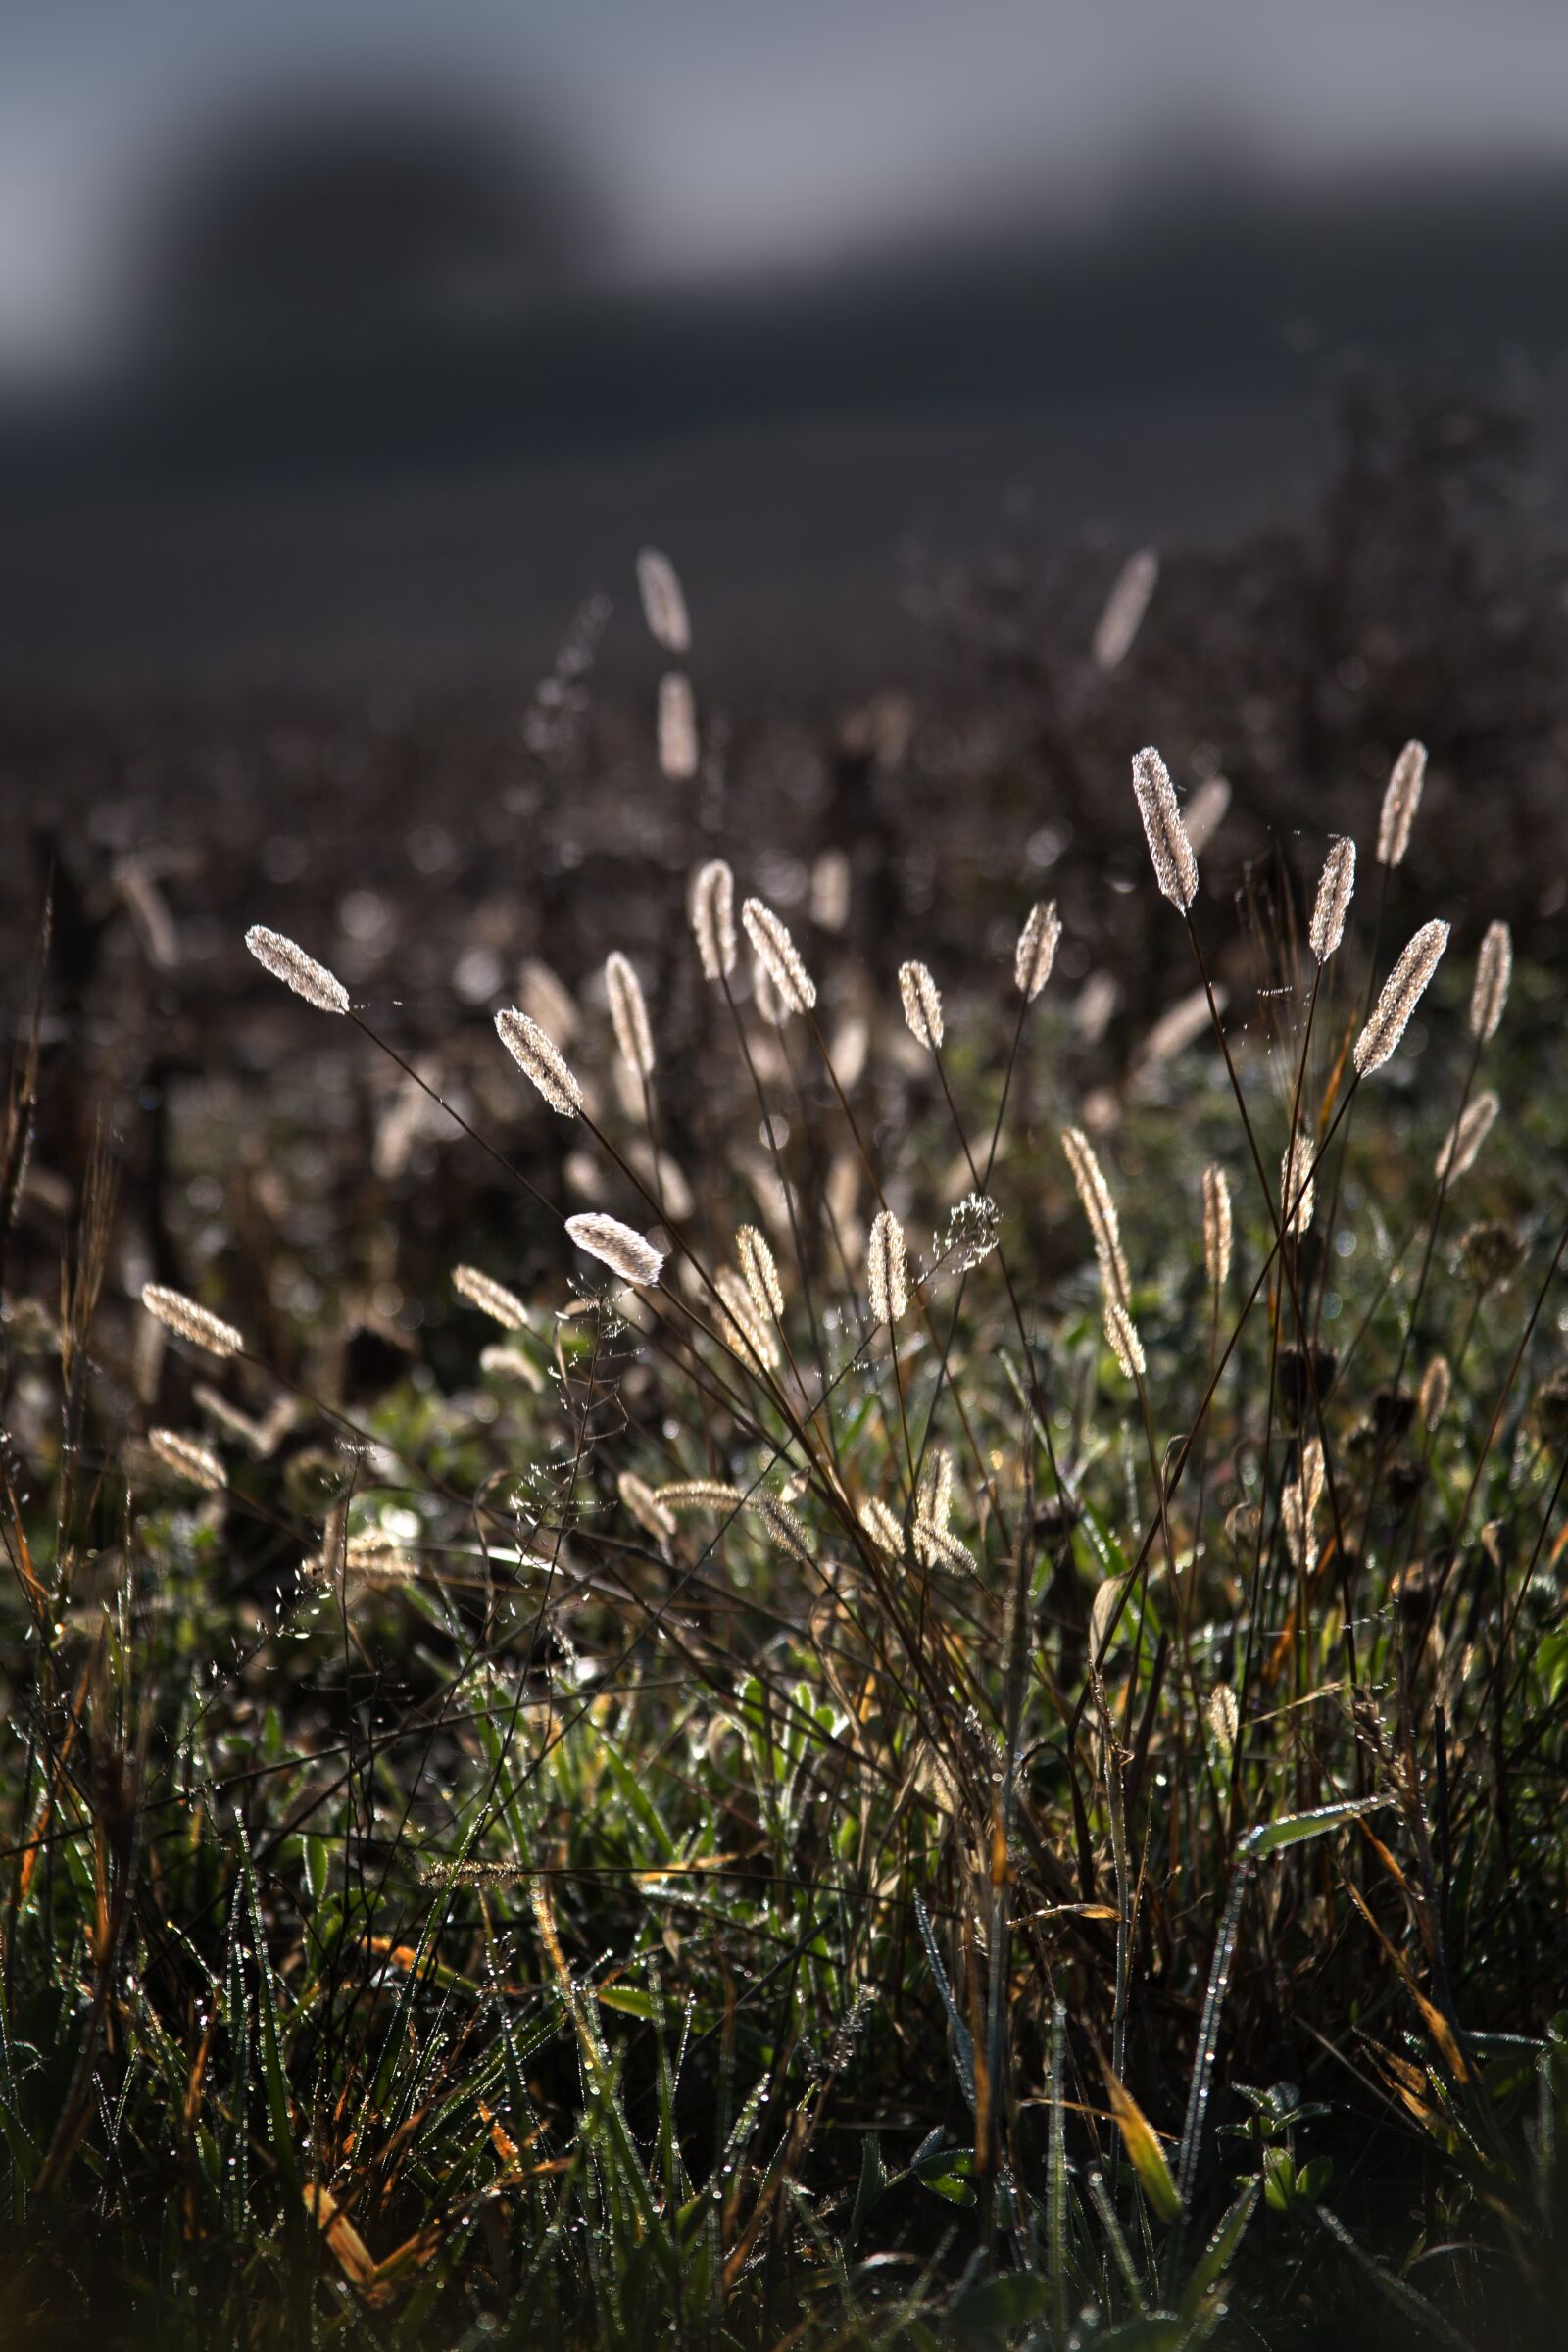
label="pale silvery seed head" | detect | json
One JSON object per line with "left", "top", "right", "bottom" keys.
{"left": 736, "top": 1225, "right": 784, "bottom": 1320}
{"left": 1308, "top": 836, "right": 1356, "bottom": 964}
{"left": 141, "top": 1282, "right": 244, "bottom": 1360}
{"left": 635, "top": 546, "right": 690, "bottom": 654}
{"left": 1376, "top": 739, "right": 1427, "bottom": 868}
{"left": 916, "top": 1446, "right": 953, "bottom": 1533}
{"left": 1282, "top": 1440, "right": 1324, "bottom": 1570}
{"left": 604, "top": 951, "right": 656, "bottom": 1078}
{"left": 619, "top": 1470, "right": 677, "bottom": 1542}
{"left": 1280, "top": 1127, "right": 1315, "bottom": 1238}
{"left": 859, "top": 1497, "right": 905, "bottom": 1555}
{"left": 655, "top": 1478, "right": 742, "bottom": 1511}
{"left": 565, "top": 1212, "right": 664, "bottom": 1288}
{"left": 657, "top": 671, "right": 699, "bottom": 780}
{"left": 1090, "top": 1574, "right": 1124, "bottom": 1663}
{"left": 1207, "top": 1682, "right": 1240, "bottom": 1757}
{"left": 1183, "top": 773, "right": 1231, "bottom": 856}
{"left": 913, "top": 1516, "right": 977, "bottom": 1574}
{"left": 741, "top": 897, "right": 816, "bottom": 1013}
{"left": 867, "top": 1209, "right": 908, "bottom": 1326}
{"left": 245, "top": 924, "right": 349, "bottom": 1014}
{"left": 1419, "top": 1353, "right": 1451, "bottom": 1433}
{"left": 452, "top": 1265, "right": 530, "bottom": 1330}
{"left": 1061, "top": 1127, "right": 1131, "bottom": 1305}
{"left": 1435, "top": 1089, "right": 1498, "bottom": 1184}
{"left": 898, "top": 959, "right": 943, "bottom": 1051}
{"left": 755, "top": 1494, "right": 812, "bottom": 1564}
{"left": 1014, "top": 900, "right": 1061, "bottom": 1001}
{"left": 689, "top": 859, "right": 737, "bottom": 982}
{"left": 1201, "top": 1164, "right": 1232, "bottom": 1289}
{"left": 751, "top": 957, "right": 791, "bottom": 1027}
{"left": 1131, "top": 745, "right": 1199, "bottom": 910}
{"left": 1470, "top": 920, "right": 1512, "bottom": 1044}
{"left": 148, "top": 1428, "right": 226, "bottom": 1492}
{"left": 1352, "top": 919, "right": 1450, "bottom": 1077}
{"left": 1102, "top": 1298, "right": 1146, "bottom": 1381}
{"left": 495, "top": 1006, "right": 584, "bottom": 1116}
{"left": 480, "top": 1344, "right": 543, "bottom": 1390}
{"left": 715, "top": 1266, "right": 781, "bottom": 1369}
{"left": 1091, "top": 545, "right": 1158, "bottom": 673}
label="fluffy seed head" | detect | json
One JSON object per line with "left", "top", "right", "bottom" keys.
{"left": 916, "top": 1446, "right": 953, "bottom": 1533}
{"left": 689, "top": 859, "right": 737, "bottom": 982}
{"left": 1102, "top": 1298, "right": 1146, "bottom": 1381}
{"left": 1419, "top": 1354, "right": 1451, "bottom": 1433}
{"left": 1281, "top": 1127, "right": 1315, "bottom": 1238}
{"left": 565, "top": 1212, "right": 664, "bottom": 1288}
{"left": 1352, "top": 920, "right": 1450, "bottom": 1076}
{"left": 714, "top": 1266, "right": 781, "bottom": 1370}
{"left": 1282, "top": 1440, "right": 1324, "bottom": 1570}
{"left": 635, "top": 546, "right": 690, "bottom": 654}
{"left": 479, "top": 1344, "right": 543, "bottom": 1388}
{"left": 1092, "top": 545, "right": 1158, "bottom": 673}
{"left": 619, "top": 1469, "right": 676, "bottom": 1541}
{"left": 1061, "top": 1127, "right": 1131, "bottom": 1305}
{"left": 755, "top": 1494, "right": 812, "bottom": 1564}
{"left": 1435, "top": 1089, "right": 1498, "bottom": 1184}
{"left": 655, "top": 1478, "right": 742, "bottom": 1511}
{"left": 859, "top": 1497, "right": 905, "bottom": 1556}
{"left": 898, "top": 959, "right": 944, "bottom": 1050}
{"left": 657, "top": 671, "right": 699, "bottom": 780}
{"left": 1309, "top": 836, "right": 1356, "bottom": 963}
{"left": 141, "top": 1282, "right": 244, "bottom": 1360}
{"left": 867, "top": 1209, "right": 908, "bottom": 1326}
{"left": 245, "top": 924, "right": 350, "bottom": 1014}
{"left": 148, "top": 1428, "right": 226, "bottom": 1492}
{"left": 741, "top": 897, "right": 816, "bottom": 1013}
{"left": 453, "top": 1265, "right": 530, "bottom": 1330}
{"left": 604, "top": 951, "right": 655, "bottom": 1078}
{"left": 1207, "top": 1682, "right": 1240, "bottom": 1757}
{"left": 1014, "top": 900, "right": 1061, "bottom": 1001}
{"left": 1201, "top": 1164, "right": 1233, "bottom": 1289}
{"left": 1470, "top": 920, "right": 1512, "bottom": 1043}
{"left": 495, "top": 1006, "right": 584, "bottom": 1115}
{"left": 1131, "top": 745, "right": 1199, "bottom": 909}
{"left": 736, "top": 1225, "right": 784, "bottom": 1321}
{"left": 1377, "top": 739, "right": 1427, "bottom": 867}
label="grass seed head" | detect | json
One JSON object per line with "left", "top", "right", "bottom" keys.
{"left": 605, "top": 951, "right": 656, "bottom": 1078}
{"left": 1435, "top": 1089, "right": 1498, "bottom": 1183}
{"left": 1352, "top": 919, "right": 1450, "bottom": 1077}
{"left": 1377, "top": 738, "right": 1427, "bottom": 867}
{"left": 741, "top": 897, "right": 816, "bottom": 1014}
{"left": 1092, "top": 545, "right": 1158, "bottom": 673}
{"left": 1308, "top": 836, "right": 1356, "bottom": 964}
{"left": 565, "top": 1213, "right": 664, "bottom": 1289}
{"left": 1102, "top": 1298, "right": 1146, "bottom": 1381}
{"left": 495, "top": 1007, "right": 584, "bottom": 1115}
{"left": 245, "top": 924, "right": 350, "bottom": 1014}
{"left": 453, "top": 1265, "right": 530, "bottom": 1330}
{"left": 1014, "top": 899, "right": 1061, "bottom": 1001}
{"left": 657, "top": 671, "right": 699, "bottom": 780}
{"left": 867, "top": 1209, "right": 908, "bottom": 1326}
{"left": 1201, "top": 1164, "right": 1232, "bottom": 1289}
{"left": 635, "top": 546, "right": 691, "bottom": 654}
{"left": 141, "top": 1282, "right": 244, "bottom": 1360}
{"left": 1131, "top": 745, "right": 1199, "bottom": 910}
{"left": 1061, "top": 1127, "right": 1131, "bottom": 1305}
{"left": 736, "top": 1225, "right": 784, "bottom": 1321}
{"left": 1470, "top": 919, "right": 1512, "bottom": 1043}
{"left": 689, "top": 859, "right": 738, "bottom": 982}
{"left": 1281, "top": 1127, "right": 1315, "bottom": 1237}
{"left": 148, "top": 1428, "right": 226, "bottom": 1492}
{"left": 898, "top": 959, "right": 944, "bottom": 1050}
{"left": 859, "top": 1497, "right": 904, "bottom": 1556}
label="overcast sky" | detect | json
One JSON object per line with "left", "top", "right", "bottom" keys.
{"left": 5, "top": 2, "right": 1567, "bottom": 377}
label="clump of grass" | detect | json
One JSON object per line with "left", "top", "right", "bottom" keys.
{"left": 3, "top": 699, "right": 1568, "bottom": 2352}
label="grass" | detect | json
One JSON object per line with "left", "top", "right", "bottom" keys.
{"left": 4, "top": 645, "right": 1568, "bottom": 2344}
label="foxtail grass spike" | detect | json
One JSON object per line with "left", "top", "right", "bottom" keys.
{"left": 635, "top": 547, "right": 690, "bottom": 654}
{"left": 867, "top": 1209, "right": 908, "bottom": 1326}
{"left": 605, "top": 952, "right": 656, "bottom": 1078}
{"left": 1376, "top": 738, "right": 1426, "bottom": 868}
{"left": 1352, "top": 920, "right": 1450, "bottom": 1076}
{"left": 1308, "top": 836, "right": 1356, "bottom": 964}
{"left": 741, "top": 897, "right": 816, "bottom": 1013}
{"left": 1092, "top": 546, "right": 1158, "bottom": 674}
{"left": 689, "top": 859, "right": 737, "bottom": 982}
{"left": 565, "top": 1212, "right": 664, "bottom": 1288}
{"left": 1014, "top": 900, "right": 1061, "bottom": 1001}
{"left": 1102, "top": 1298, "right": 1146, "bottom": 1381}
{"left": 245, "top": 924, "right": 349, "bottom": 1014}
{"left": 1131, "top": 745, "right": 1199, "bottom": 910}
{"left": 148, "top": 1428, "right": 226, "bottom": 1492}
{"left": 1201, "top": 1164, "right": 1232, "bottom": 1289}
{"left": 898, "top": 960, "right": 944, "bottom": 1050}
{"left": 495, "top": 1007, "right": 584, "bottom": 1116}
{"left": 658, "top": 672, "right": 699, "bottom": 780}
{"left": 1470, "top": 920, "right": 1512, "bottom": 1043}
{"left": 453, "top": 1265, "right": 530, "bottom": 1330}
{"left": 1435, "top": 1089, "right": 1498, "bottom": 1183}
{"left": 141, "top": 1283, "right": 244, "bottom": 1360}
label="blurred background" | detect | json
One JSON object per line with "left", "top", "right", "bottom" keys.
{"left": 4, "top": 1, "right": 1568, "bottom": 694}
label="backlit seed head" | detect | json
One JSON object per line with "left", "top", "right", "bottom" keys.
{"left": 867, "top": 1209, "right": 908, "bottom": 1326}
{"left": 741, "top": 897, "right": 816, "bottom": 1013}
{"left": 605, "top": 951, "right": 655, "bottom": 1079}
{"left": 1470, "top": 920, "right": 1512, "bottom": 1043}
{"left": 1308, "top": 836, "right": 1356, "bottom": 964}
{"left": 1280, "top": 1127, "right": 1315, "bottom": 1238}
{"left": 689, "top": 858, "right": 737, "bottom": 982}
{"left": 1014, "top": 900, "right": 1061, "bottom": 1001}
{"left": 635, "top": 546, "right": 690, "bottom": 654}
{"left": 1091, "top": 545, "right": 1158, "bottom": 673}
{"left": 1131, "top": 745, "right": 1199, "bottom": 910}
{"left": 736, "top": 1225, "right": 784, "bottom": 1321}
{"left": 141, "top": 1283, "right": 244, "bottom": 1360}
{"left": 453, "top": 1265, "right": 530, "bottom": 1331}
{"left": 655, "top": 1479, "right": 743, "bottom": 1511}
{"left": 1435, "top": 1089, "right": 1498, "bottom": 1184}
{"left": 714, "top": 1267, "right": 781, "bottom": 1370}
{"left": 657, "top": 671, "right": 699, "bottom": 780}
{"left": 1207, "top": 1682, "right": 1240, "bottom": 1757}
{"left": 898, "top": 960, "right": 943, "bottom": 1050}
{"left": 1061, "top": 1127, "right": 1131, "bottom": 1305}
{"left": 755, "top": 1494, "right": 813, "bottom": 1564}
{"left": 619, "top": 1469, "right": 677, "bottom": 1542}
{"left": 859, "top": 1497, "right": 905, "bottom": 1556}
{"left": 1377, "top": 739, "right": 1426, "bottom": 868}
{"left": 564, "top": 1212, "right": 664, "bottom": 1288}
{"left": 245, "top": 924, "right": 350, "bottom": 1014}
{"left": 1102, "top": 1298, "right": 1146, "bottom": 1381}
{"left": 1201, "top": 1164, "right": 1232, "bottom": 1289}
{"left": 1419, "top": 1355, "right": 1451, "bottom": 1433}
{"left": 495, "top": 1006, "right": 584, "bottom": 1115}
{"left": 148, "top": 1428, "right": 226, "bottom": 1492}
{"left": 1352, "top": 920, "right": 1450, "bottom": 1076}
